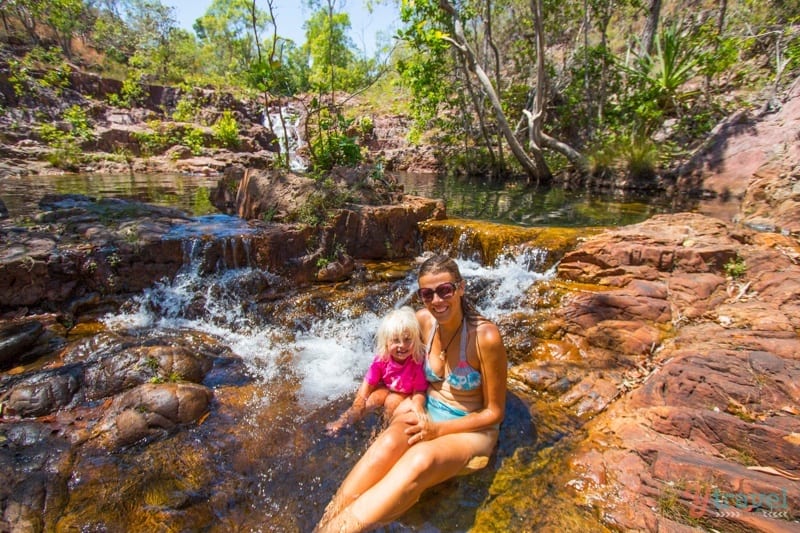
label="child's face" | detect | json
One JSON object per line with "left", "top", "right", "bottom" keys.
{"left": 388, "top": 331, "right": 415, "bottom": 362}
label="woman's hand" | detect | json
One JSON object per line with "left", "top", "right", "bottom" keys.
{"left": 405, "top": 407, "right": 437, "bottom": 445}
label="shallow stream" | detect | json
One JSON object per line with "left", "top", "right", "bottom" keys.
{"left": 0, "top": 172, "right": 677, "bottom": 531}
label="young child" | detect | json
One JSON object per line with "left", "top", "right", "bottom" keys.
{"left": 326, "top": 306, "right": 427, "bottom": 434}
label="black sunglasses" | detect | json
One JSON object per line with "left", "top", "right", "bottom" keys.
{"left": 416, "top": 282, "right": 458, "bottom": 302}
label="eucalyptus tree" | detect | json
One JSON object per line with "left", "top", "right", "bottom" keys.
{"left": 194, "top": 0, "right": 271, "bottom": 82}
{"left": 89, "top": 0, "right": 199, "bottom": 84}
{"left": 398, "top": 0, "right": 584, "bottom": 183}
{"left": 1, "top": 0, "right": 88, "bottom": 54}
{"left": 298, "top": 0, "right": 373, "bottom": 171}
{"left": 303, "top": 2, "right": 363, "bottom": 94}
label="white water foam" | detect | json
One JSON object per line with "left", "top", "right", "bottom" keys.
{"left": 104, "top": 243, "right": 552, "bottom": 405}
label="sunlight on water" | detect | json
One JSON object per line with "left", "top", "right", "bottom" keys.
{"left": 162, "top": 214, "right": 256, "bottom": 239}
{"left": 105, "top": 235, "right": 552, "bottom": 406}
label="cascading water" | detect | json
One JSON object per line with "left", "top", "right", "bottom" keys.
{"left": 266, "top": 105, "right": 307, "bottom": 172}
{"left": 104, "top": 237, "right": 554, "bottom": 405}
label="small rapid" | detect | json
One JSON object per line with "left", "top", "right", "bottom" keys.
{"left": 104, "top": 239, "right": 554, "bottom": 406}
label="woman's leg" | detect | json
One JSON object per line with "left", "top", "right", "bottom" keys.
{"left": 316, "top": 411, "right": 418, "bottom": 529}
{"left": 322, "top": 430, "right": 497, "bottom": 532}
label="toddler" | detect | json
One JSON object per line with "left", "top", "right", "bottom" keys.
{"left": 326, "top": 306, "right": 427, "bottom": 434}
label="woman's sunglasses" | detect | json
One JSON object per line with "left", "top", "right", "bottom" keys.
{"left": 416, "top": 282, "right": 458, "bottom": 302}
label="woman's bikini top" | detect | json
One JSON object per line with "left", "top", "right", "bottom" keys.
{"left": 424, "top": 317, "right": 482, "bottom": 391}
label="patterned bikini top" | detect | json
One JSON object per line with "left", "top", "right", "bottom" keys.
{"left": 424, "top": 317, "right": 482, "bottom": 391}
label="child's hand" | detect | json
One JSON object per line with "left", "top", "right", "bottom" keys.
{"left": 325, "top": 419, "right": 345, "bottom": 436}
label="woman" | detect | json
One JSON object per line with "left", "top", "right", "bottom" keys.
{"left": 316, "top": 254, "right": 507, "bottom": 532}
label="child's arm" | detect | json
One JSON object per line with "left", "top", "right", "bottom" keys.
{"left": 326, "top": 379, "right": 375, "bottom": 434}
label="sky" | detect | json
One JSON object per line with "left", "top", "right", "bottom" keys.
{"left": 164, "top": 0, "right": 400, "bottom": 56}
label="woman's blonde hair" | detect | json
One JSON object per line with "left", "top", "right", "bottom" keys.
{"left": 375, "top": 306, "right": 425, "bottom": 363}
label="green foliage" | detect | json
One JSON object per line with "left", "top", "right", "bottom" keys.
{"left": 303, "top": 8, "right": 363, "bottom": 92}
{"left": 194, "top": 0, "right": 270, "bottom": 81}
{"left": 355, "top": 115, "right": 374, "bottom": 139}
{"left": 7, "top": 59, "right": 30, "bottom": 97}
{"left": 396, "top": 0, "right": 453, "bottom": 128}
{"left": 63, "top": 105, "right": 94, "bottom": 141}
{"left": 108, "top": 75, "right": 147, "bottom": 108}
{"left": 555, "top": 44, "right": 623, "bottom": 146}
{"left": 310, "top": 131, "right": 361, "bottom": 171}
{"left": 181, "top": 127, "right": 206, "bottom": 155}
{"left": 38, "top": 105, "right": 93, "bottom": 170}
{"left": 132, "top": 121, "right": 205, "bottom": 157}
{"left": 132, "top": 120, "right": 178, "bottom": 156}
{"left": 290, "top": 178, "right": 353, "bottom": 226}
{"left": 587, "top": 132, "right": 660, "bottom": 181}
{"left": 172, "top": 96, "right": 200, "bottom": 122}
{"left": 212, "top": 111, "right": 240, "bottom": 149}
{"left": 7, "top": 46, "right": 72, "bottom": 97}
{"left": 724, "top": 257, "right": 747, "bottom": 279}
{"left": 617, "top": 23, "right": 700, "bottom": 135}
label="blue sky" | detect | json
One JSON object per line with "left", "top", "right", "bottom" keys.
{"left": 164, "top": 0, "right": 399, "bottom": 55}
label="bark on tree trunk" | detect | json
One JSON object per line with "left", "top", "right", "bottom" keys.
{"left": 529, "top": 0, "right": 552, "bottom": 183}
{"left": 437, "top": 0, "right": 585, "bottom": 182}
{"left": 438, "top": 0, "right": 542, "bottom": 180}
{"left": 640, "top": 0, "right": 662, "bottom": 56}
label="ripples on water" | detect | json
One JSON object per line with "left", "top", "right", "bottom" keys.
{"left": 3, "top": 172, "right": 629, "bottom": 529}
{"left": 1, "top": 173, "right": 220, "bottom": 217}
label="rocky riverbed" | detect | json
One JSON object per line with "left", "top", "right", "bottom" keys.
{"left": 1, "top": 55, "right": 799, "bottom": 531}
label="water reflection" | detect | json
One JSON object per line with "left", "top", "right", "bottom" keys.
{"left": 2, "top": 171, "right": 677, "bottom": 228}
{"left": 395, "top": 172, "right": 673, "bottom": 227}
{"left": 1, "top": 173, "right": 219, "bottom": 217}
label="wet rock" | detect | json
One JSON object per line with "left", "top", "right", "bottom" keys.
{"left": 1, "top": 365, "right": 83, "bottom": 417}
{"left": 0, "top": 320, "right": 44, "bottom": 368}
{"left": 93, "top": 382, "right": 213, "bottom": 447}
{"left": 316, "top": 254, "right": 355, "bottom": 282}
{"left": 0, "top": 421, "right": 72, "bottom": 532}
{"left": 420, "top": 218, "right": 592, "bottom": 268}
{"left": 1, "top": 341, "right": 213, "bottom": 417}
{"left": 0, "top": 196, "right": 189, "bottom": 313}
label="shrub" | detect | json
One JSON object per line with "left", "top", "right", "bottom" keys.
{"left": 173, "top": 96, "right": 199, "bottom": 122}
{"left": 213, "top": 111, "right": 240, "bottom": 149}
{"left": 108, "top": 75, "right": 147, "bottom": 108}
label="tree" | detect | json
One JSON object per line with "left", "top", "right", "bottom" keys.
{"left": 639, "top": 0, "right": 661, "bottom": 56}
{"left": 194, "top": 0, "right": 270, "bottom": 81}
{"left": 398, "top": 0, "right": 584, "bottom": 183}
{"left": 303, "top": 6, "right": 359, "bottom": 93}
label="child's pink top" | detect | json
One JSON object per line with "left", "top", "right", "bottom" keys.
{"left": 364, "top": 354, "right": 428, "bottom": 395}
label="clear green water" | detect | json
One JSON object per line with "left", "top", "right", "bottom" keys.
{"left": 396, "top": 172, "right": 675, "bottom": 227}
{"left": 1, "top": 173, "right": 220, "bottom": 218}
{"left": 1, "top": 171, "right": 674, "bottom": 227}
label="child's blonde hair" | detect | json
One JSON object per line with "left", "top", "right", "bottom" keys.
{"left": 375, "top": 306, "right": 425, "bottom": 364}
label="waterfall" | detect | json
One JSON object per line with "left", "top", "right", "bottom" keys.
{"left": 266, "top": 105, "right": 308, "bottom": 172}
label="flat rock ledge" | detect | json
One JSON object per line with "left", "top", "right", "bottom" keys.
{"left": 521, "top": 212, "right": 800, "bottom": 531}
{"left": 0, "top": 192, "right": 442, "bottom": 319}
